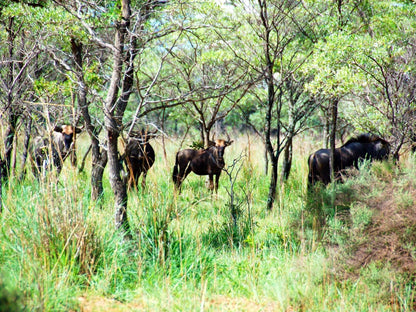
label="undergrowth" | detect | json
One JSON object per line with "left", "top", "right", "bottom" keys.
{"left": 0, "top": 138, "right": 415, "bottom": 311}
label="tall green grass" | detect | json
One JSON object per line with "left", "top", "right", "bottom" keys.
{"left": 0, "top": 135, "right": 415, "bottom": 311}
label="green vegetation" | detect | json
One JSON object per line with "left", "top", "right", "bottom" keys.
{"left": 1, "top": 0, "right": 416, "bottom": 310}
{"left": 1, "top": 137, "right": 415, "bottom": 311}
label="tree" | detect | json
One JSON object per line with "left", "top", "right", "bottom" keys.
{"left": 70, "top": 38, "right": 108, "bottom": 201}
{"left": 345, "top": 1, "right": 416, "bottom": 158}
{"left": 131, "top": 2, "right": 255, "bottom": 148}
{"left": 103, "top": 0, "right": 137, "bottom": 233}
{"left": 0, "top": 2, "right": 46, "bottom": 179}
{"left": 233, "top": 0, "right": 317, "bottom": 209}
{"left": 50, "top": 0, "right": 186, "bottom": 233}
{"left": 302, "top": 0, "right": 375, "bottom": 182}
{"left": 165, "top": 33, "right": 252, "bottom": 147}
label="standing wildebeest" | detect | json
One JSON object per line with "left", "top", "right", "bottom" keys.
{"left": 308, "top": 133, "right": 390, "bottom": 186}
{"left": 172, "top": 139, "right": 233, "bottom": 193}
{"left": 122, "top": 129, "right": 156, "bottom": 190}
{"left": 31, "top": 125, "right": 81, "bottom": 176}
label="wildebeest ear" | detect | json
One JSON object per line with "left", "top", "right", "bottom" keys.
{"left": 208, "top": 140, "right": 216, "bottom": 147}
{"left": 54, "top": 125, "right": 63, "bottom": 133}
{"left": 75, "top": 127, "right": 82, "bottom": 134}
{"left": 225, "top": 140, "right": 234, "bottom": 146}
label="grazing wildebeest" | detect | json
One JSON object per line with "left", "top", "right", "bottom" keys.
{"left": 31, "top": 125, "right": 81, "bottom": 176}
{"left": 308, "top": 133, "right": 390, "bottom": 187}
{"left": 122, "top": 129, "right": 156, "bottom": 190}
{"left": 172, "top": 139, "right": 233, "bottom": 193}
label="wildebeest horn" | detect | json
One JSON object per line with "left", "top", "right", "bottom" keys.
{"left": 225, "top": 140, "right": 234, "bottom": 146}
{"left": 226, "top": 131, "right": 231, "bottom": 141}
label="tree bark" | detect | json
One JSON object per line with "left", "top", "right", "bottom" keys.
{"left": 264, "top": 146, "right": 269, "bottom": 175}
{"left": 281, "top": 136, "right": 293, "bottom": 181}
{"left": 260, "top": 0, "right": 280, "bottom": 210}
{"left": 19, "top": 117, "right": 32, "bottom": 181}
{"left": 329, "top": 98, "right": 338, "bottom": 182}
{"left": 267, "top": 159, "right": 278, "bottom": 210}
{"left": 71, "top": 38, "right": 108, "bottom": 202}
{"left": 104, "top": 0, "right": 135, "bottom": 234}
{"left": 3, "top": 113, "right": 18, "bottom": 178}
{"left": 90, "top": 145, "right": 107, "bottom": 202}
{"left": 265, "top": 78, "right": 279, "bottom": 210}
{"left": 3, "top": 16, "right": 19, "bottom": 180}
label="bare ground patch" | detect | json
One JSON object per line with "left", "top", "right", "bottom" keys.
{"left": 333, "top": 176, "right": 416, "bottom": 277}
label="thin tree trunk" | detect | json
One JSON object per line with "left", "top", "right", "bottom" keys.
{"left": 265, "top": 93, "right": 278, "bottom": 210}
{"left": 281, "top": 136, "right": 293, "bottom": 181}
{"left": 19, "top": 117, "right": 32, "bottom": 181}
{"left": 91, "top": 145, "right": 107, "bottom": 202}
{"left": 264, "top": 59, "right": 279, "bottom": 210}
{"left": 161, "top": 108, "right": 167, "bottom": 165}
{"left": 267, "top": 157, "right": 278, "bottom": 210}
{"left": 105, "top": 0, "right": 135, "bottom": 234}
{"left": 78, "top": 144, "right": 91, "bottom": 173}
{"left": 3, "top": 113, "right": 18, "bottom": 179}
{"left": 71, "top": 38, "right": 108, "bottom": 202}
{"left": 204, "top": 129, "right": 211, "bottom": 149}
{"left": 329, "top": 98, "right": 338, "bottom": 182}
{"left": 264, "top": 145, "right": 269, "bottom": 175}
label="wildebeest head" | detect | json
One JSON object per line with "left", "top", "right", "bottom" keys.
{"left": 31, "top": 124, "right": 82, "bottom": 176}
{"left": 211, "top": 139, "right": 233, "bottom": 167}
{"left": 53, "top": 125, "right": 82, "bottom": 155}
{"left": 122, "top": 128, "right": 157, "bottom": 189}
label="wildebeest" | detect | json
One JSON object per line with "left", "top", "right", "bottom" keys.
{"left": 308, "top": 133, "right": 390, "bottom": 186}
{"left": 30, "top": 125, "right": 81, "bottom": 176}
{"left": 172, "top": 139, "right": 233, "bottom": 193}
{"left": 121, "top": 129, "right": 156, "bottom": 190}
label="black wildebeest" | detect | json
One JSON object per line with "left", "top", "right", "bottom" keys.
{"left": 172, "top": 139, "right": 233, "bottom": 193}
{"left": 30, "top": 125, "right": 81, "bottom": 176}
{"left": 308, "top": 133, "right": 390, "bottom": 187}
{"left": 121, "top": 129, "right": 156, "bottom": 190}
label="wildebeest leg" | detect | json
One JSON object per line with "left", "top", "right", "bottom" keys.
{"left": 208, "top": 174, "right": 214, "bottom": 192}
{"left": 307, "top": 174, "right": 314, "bottom": 191}
{"left": 175, "top": 164, "right": 192, "bottom": 193}
{"left": 214, "top": 173, "right": 220, "bottom": 193}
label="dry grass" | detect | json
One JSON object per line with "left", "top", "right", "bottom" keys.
{"left": 331, "top": 158, "right": 416, "bottom": 278}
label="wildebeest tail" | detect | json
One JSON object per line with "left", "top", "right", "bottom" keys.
{"left": 172, "top": 152, "right": 179, "bottom": 183}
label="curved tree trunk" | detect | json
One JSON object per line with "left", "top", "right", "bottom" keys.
{"left": 91, "top": 144, "right": 107, "bottom": 202}
{"left": 71, "top": 38, "right": 108, "bottom": 202}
